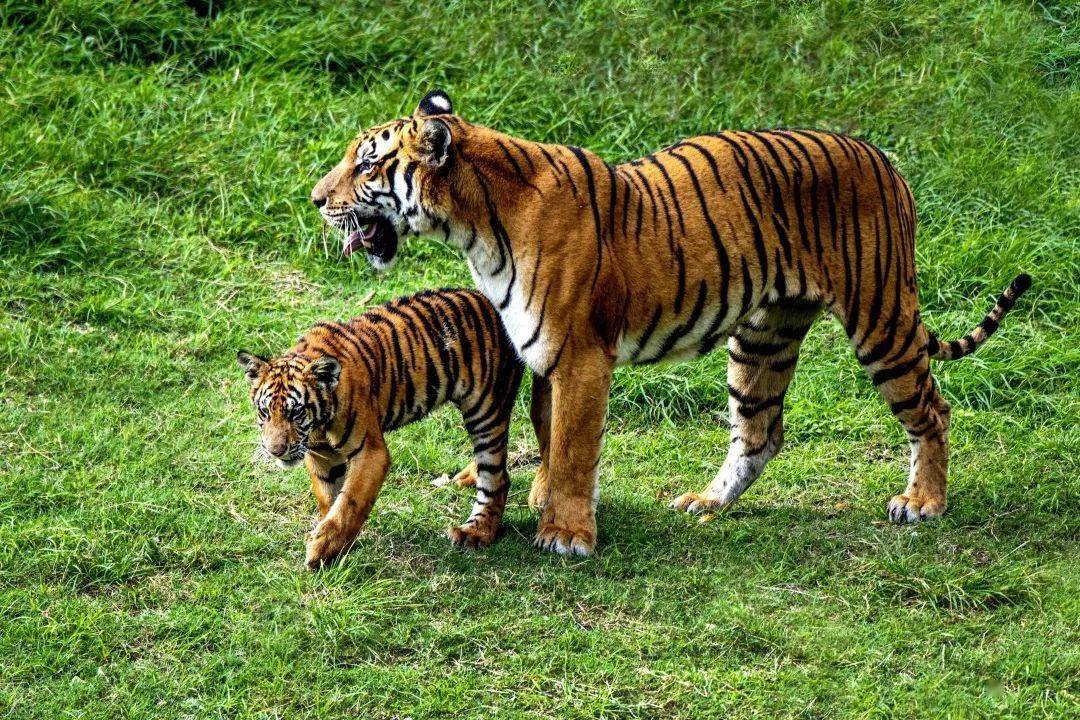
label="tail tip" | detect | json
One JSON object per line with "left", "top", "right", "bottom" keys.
{"left": 1013, "top": 273, "right": 1032, "bottom": 295}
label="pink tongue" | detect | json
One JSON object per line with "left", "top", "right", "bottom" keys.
{"left": 343, "top": 231, "right": 363, "bottom": 257}
{"left": 342, "top": 225, "right": 376, "bottom": 257}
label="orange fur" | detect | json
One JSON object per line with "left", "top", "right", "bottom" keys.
{"left": 239, "top": 289, "right": 523, "bottom": 567}
{"left": 312, "top": 91, "right": 1030, "bottom": 554}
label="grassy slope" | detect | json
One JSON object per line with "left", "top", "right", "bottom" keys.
{"left": 1, "top": 1, "right": 1077, "bottom": 717}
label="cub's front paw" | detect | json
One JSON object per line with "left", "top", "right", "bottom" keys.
{"left": 888, "top": 494, "right": 946, "bottom": 524}
{"left": 452, "top": 462, "right": 478, "bottom": 488}
{"left": 304, "top": 518, "right": 354, "bottom": 570}
{"left": 669, "top": 491, "right": 724, "bottom": 514}
{"left": 447, "top": 521, "right": 499, "bottom": 550}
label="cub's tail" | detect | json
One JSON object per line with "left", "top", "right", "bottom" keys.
{"left": 927, "top": 273, "right": 1031, "bottom": 360}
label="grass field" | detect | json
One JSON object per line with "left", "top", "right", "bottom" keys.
{"left": 1, "top": 1, "right": 1078, "bottom": 717}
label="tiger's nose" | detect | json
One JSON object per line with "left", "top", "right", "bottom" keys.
{"left": 312, "top": 193, "right": 327, "bottom": 208}
{"left": 266, "top": 440, "right": 288, "bottom": 457}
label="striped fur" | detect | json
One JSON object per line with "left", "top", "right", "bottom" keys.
{"left": 238, "top": 288, "right": 523, "bottom": 568}
{"left": 312, "top": 90, "right": 1032, "bottom": 555}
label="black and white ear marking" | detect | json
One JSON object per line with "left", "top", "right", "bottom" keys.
{"left": 415, "top": 89, "right": 453, "bottom": 117}
{"left": 417, "top": 118, "right": 452, "bottom": 167}
{"left": 306, "top": 355, "right": 341, "bottom": 390}
{"left": 236, "top": 351, "right": 268, "bottom": 382}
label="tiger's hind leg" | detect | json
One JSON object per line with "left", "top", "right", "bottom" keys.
{"left": 671, "top": 301, "right": 821, "bottom": 514}
{"left": 856, "top": 324, "right": 951, "bottom": 523}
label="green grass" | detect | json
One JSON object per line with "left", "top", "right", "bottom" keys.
{"left": 1, "top": 1, "right": 1078, "bottom": 717}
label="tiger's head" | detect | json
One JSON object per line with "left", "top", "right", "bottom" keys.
{"left": 237, "top": 351, "right": 341, "bottom": 468}
{"left": 310, "top": 89, "right": 456, "bottom": 270}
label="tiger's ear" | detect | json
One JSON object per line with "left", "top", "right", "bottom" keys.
{"left": 416, "top": 118, "right": 452, "bottom": 167}
{"left": 236, "top": 351, "right": 268, "bottom": 382}
{"left": 306, "top": 355, "right": 341, "bottom": 391}
{"left": 414, "top": 89, "right": 453, "bottom": 117}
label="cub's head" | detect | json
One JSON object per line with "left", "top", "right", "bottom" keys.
{"left": 236, "top": 352, "right": 341, "bottom": 468}
{"left": 310, "top": 89, "right": 457, "bottom": 269}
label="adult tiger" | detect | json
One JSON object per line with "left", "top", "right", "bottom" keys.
{"left": 311, "top": 90, "right": 1031, "bottom": 556}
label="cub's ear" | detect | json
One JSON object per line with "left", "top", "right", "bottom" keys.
{"left": 414, "top": 89, "right": 453, "bottom": 117}
{"left": 416, "top": 118, "right": 452, "bottom": 167}
{"left": 236, "top": 351, "right": 268, "bottom": 382}
{"left": 306, "top": 355, "right": 341, "bottom": 390}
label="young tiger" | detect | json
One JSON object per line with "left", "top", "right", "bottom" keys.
{"left": 311, "top": 90, "right": 1031, "bottom": 556}
{"left": 237, "top": 288, "right": 523, "bottom": 568}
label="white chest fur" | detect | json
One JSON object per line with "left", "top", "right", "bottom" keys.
{"left": 466, "top": 257, "right": 553, "bottom": 371}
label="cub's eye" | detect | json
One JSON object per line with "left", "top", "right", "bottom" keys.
{"left": 356, "top": 158, "right": 374, "bottom": 174}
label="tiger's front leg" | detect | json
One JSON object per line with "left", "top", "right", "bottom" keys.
{"left": 305, "top": 432, "right": 390, "bottom": 570}
{"left": 527, "top": 372, "right": 552, "bottom": 510}
{"left": 304, "top": 452, "right": 346, "bottom": 521}
{"left": 447, "top": 460, "right": 510, "bottom": 550}
{"left": 533, "top": 348, "right": 613, "bottom": 556}
{"left": 448, "top": 370, "right": 520, "bottom": 549}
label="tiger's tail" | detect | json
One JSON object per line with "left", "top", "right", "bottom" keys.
{"left": 927, "top": 273, "right": 1032, "bottom": 360}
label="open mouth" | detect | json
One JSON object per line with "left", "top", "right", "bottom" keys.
{"left": 343, "top": 217, "right": 398, "bottom": 265}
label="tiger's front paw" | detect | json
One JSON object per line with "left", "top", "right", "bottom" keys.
{"left": 533, "top": 500, "right": 595, "bottom": 556}
{"left": 452, "top": 462, "right": 478, "bottom": 488}
{"left": 669, "top": 491, "right": 724, "bottom": 514}
{"left": 447, "top": 521, "right": 499, "bottom": 550}
{"left": 888, "top": 494, "right": 947, "bottom": 524}
{"left": 304, "top": 517, "right": 355, "bottom": 570}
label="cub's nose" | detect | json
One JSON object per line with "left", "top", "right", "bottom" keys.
{"left": 311, "top": 193, "right": 327, "bottom": 208}
{"left": 266, "top": 440, "right": 288, "bottom": 457}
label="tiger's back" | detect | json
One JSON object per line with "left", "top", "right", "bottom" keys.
{"left": 294, "top": 288, "right": 521, "bottom": 436}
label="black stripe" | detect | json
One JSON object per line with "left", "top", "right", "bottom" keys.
{"left": 737, "top": 392, "right": 785, "bottom": 419}
{"left": 556, "top": 158, "right": 579, "bottom": 196}
{"left": 540, "top": 330, "right": 572, "bottom": 377}
{"left": 668, "top": 150, "right": 731, "bottom": 327}
{"left": 776, "top": 131, "right": 825, "bottom": 260}
{"left": 645, "top": 280, "right": 708, "bottom": 363}
{"left": 495, "top": 138, "right": 541, "bottom": 193}
{"left": 673, "top": 246, "right": 686, "bottom": 313}
{"left": 630, "top": 305, "right": 664, "bottom": 362}
{"left": 520, "top": 291, "right": 549, "bottom": 351}
{"left": 736, "top": 184, "right": 770, "bottom": 288}
{"left": 870, "top": 354, "right": 922, "bottom": 385}
{"left": 402, "top": 161, "right": 418, "bottom": 198}
{"left": 681, "top": 141, "right": 726, "bottom": 192}
{"left": 768, "top": 356, "right": 799, "bottom": 372}
{"left": 629, "top": 167, "right": 660, "bottom": 231}
{"left": 714, "top": 133, "right": 763, "bottom": 211}
{"left": 509, "top": 139, "right": 537, "bottom": 173}
{"left": 646, "top": 154, "right": 686, "bottom": 236}
{"left": 568, "top": 146, "right": 606, "bottom": 290}
{"left": 735, "top": 337, "right": 789, "bottom": 356}
{"left": 536, "top": 144, "right": 563, "bottom": 187}
{"left": 979, "top": 316, "right": 999, "bottom": 335}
